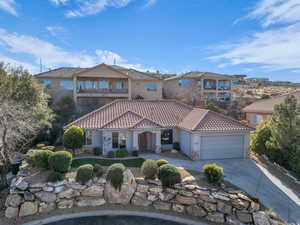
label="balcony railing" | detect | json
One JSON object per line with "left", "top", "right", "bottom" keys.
{"left": 77, "top": 88, "right": 129, "bottom": 94}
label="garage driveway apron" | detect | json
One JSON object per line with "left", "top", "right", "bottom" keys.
{"left": 142, "top": 154, "right": 300, "bottom": 223}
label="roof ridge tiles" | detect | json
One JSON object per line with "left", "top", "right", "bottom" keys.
{"left": 101, "top": 110, "right": 143, "bottom": 129}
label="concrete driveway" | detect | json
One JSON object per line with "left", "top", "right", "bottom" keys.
{"left": 142, "top": 154, "right": 300, "bottom": 223}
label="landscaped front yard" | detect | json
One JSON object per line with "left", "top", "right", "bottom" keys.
{"left": 71, "top": 157, "right": 145, "bottom": 168}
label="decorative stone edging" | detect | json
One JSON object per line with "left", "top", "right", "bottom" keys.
{"left": 5, "top": 162, "right": 283, "bottom": 225}
{"left": 73, "top": 156, "right": 142, "bottom": 160}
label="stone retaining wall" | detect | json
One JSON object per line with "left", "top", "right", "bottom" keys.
{"left": 5, "top": 163, "right": 283, "bottom": 225}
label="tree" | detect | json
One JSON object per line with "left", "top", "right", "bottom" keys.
{"left": 250, "top": 120, "right": 272, "bottom": 154}
{"left": 63, "top": 125, "right": 84, "bottom": 155}
{"left": 0, "top": 63, "right": 53, "bottom": 185}
{"left": 203, "top": 102, "right": 220, "bottom": 113}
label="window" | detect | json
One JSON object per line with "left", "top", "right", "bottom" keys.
{"left": 196, "top": 81, "right": 202, "bottom": 87}
{"left": 177, "top": 80, "right": 190, "bottom": 87}
{"left": 252, "top": 114, "right": 263, "bottom": 124}
{"left": 147, "top": 82, "right": 157, "bottom": 91}
{"left": 218, "top": 80, "right": 225, "bottom": 89}
{"left": 112, "top": 132, "right": 126, "bottom": 149}
{"left": 60, "top": 80, "right": 73, "bottom": 90}
{"left": 204, "top": 79, "right": 216, "bottom": 89}
{"left": 115, "top": 81, "right": 124, "bottom": 89}
{"left": 225, "top": 80, "right": 231, "bottom": 89}
{"left": 40, "top": 80, "right": 52, "bottom": 88}
{"left": 77, "top": 81, "right": 85, "bottom": 89}
{"left": 84, "top": 130, "right": 92, "bottom": 145}
{"left": 99, "top": 81, "right": 109, "bottom": 89}
{"left": 161, "top": 129, "right": 173, "bottom": 145}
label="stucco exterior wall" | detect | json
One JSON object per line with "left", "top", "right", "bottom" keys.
{"left": 246, "top": 112, "right": 272, "bottom": 128}
{"left": 130, "top": 80, "right": 162, "bottom": 100}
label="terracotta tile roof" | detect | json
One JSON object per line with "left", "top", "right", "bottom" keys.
{"left": 67, "top": 100, "right": 252, "bottom": 132}
{"left": 242, "top": 91, "right": 300, "bottom": 114}
{"left": 34, "top": 67, "right": 85, "bottom": 78}
{"left": 165, "top": 72, "right": 234, "bottom": 81}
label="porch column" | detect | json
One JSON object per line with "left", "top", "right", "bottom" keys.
{"left": 73, "top": 76, "right": 77, "bottom": 104}
{"left": 133, "top": 131, "right": 139, "bottom": 151}
{"left": 128, "top": 78, "right": 132, "bottom": 100}
{"left": 155, "top": 131, "right": 161, "bottom": 153}
{"left": 216, "top": 79, "right": 219, "bottom": 100}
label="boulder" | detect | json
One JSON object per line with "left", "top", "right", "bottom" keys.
{"left": 206, "top": 212, "right": 225, "bottom": 223}
{"left": 253, "top": 212, "right": 271, "bottom": 225}
{"left": 249, "top": 201, "right": 260, "bottom": 212}
{"left": 231, "top": 198, "right": 250, "bottom": 210}
{"left": 175, "top": 195, "right": 197, "bottom": 205}
{"left": 199, "top": 194, "right": 217, "bottom": 203}
{"left": 35, "top": 191, "right": 57, "bottom": 203}
{"left": 19, "top": 201, "right": 38, "bottom": 217}
{"left": 24, "top": 191, "right": 35, "bottom": 201}
{"left": 193, "top": 189, "right": 210, "bottom": 196}
{"left": 104, "top": 169, "right": 136, "bottom": 205}
{"left": 226, "top": 215, "right": 246, "bottom": 225}
{"left": 39, "top": 202, "right": 56, "bottom": 213}
{"left": 236, "top": 211, "right": 253, "bottom": 223}
{"left": 186, "top": 205, "right": 207, "bottom": 217}
{"left": 58, "top": 188, "right": 79, "bottom": 199}
{"left": 43, "top": 186, "right": 54, "bottom": 192}
{"left": 81, "top": 185, "right": 104, "bottom": 197}
{"left": 217, "top": 201, "right": 232, "bottom": 214}
{"left": 76, "top": 197, "right": 106, "bottom": 207}
{"left": 136, "top": 184, "right": 149, "bottom": 193}
{"left": 57, "top": 199, "right": 74, "bottom": 209}
{"left": 54, "top": 185, "right": 65, "bottom": 193}
{"left": 149, "top": 186, "right": 163, "bottom": 194}
{"left": 179, "top": 190, "right": 194, "bottom": 197}
{"left": 159, "top": 192, "right": 175, "bottom": 201}
{"left": 148, "top": 194, "right": 158, "bottom": 201}
{"left": 5, "top": 194, "right": 23, "bottom": 208}
{"left": 15, "top": 178, "right": 28, "bottom": 191}
{"left": 202, "top": 202, "right": 217, "bottom": 212}
{"left": 131, "top": 195, "right": 152, "bottom": 207}
{"left": 153, "top": 201, "right": 171, "bottom": 211}
{"left": 5, "top": 207, "right": 19, "bottom": 218}
{"left": 172, "top": 204, "right": 185, "bottom": 213}
{"left": 67, "top": 183, "right": 86, "bottom": 190}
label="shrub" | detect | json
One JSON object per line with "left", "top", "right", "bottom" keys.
{"left": 203, "top": 164, "right": 223, "bottom": 184}
{"left": 36, "top": 144, "right": 46, "bottom": 149}
{"left": 141, "top": 160, "right": 158, "bottom": 179}
{"left": 115, "top": 149, "right": 129, "bottom": 158}
{"left": 173, "top": 142, "right": 180, "bottom": 151}
{"left": 250, "top": 120, "right": 272, "bottom": 155}
{"left": 94, "top": 163, "right": 104, "bottom": 177}
{"left": 47, "top": 171, "right": 63, "bottom": 182}
{"left": 33, "top": 150, "right": 53, "bottom": 169}
{"left": 106, "top": 163, "right": 125, "bottom": 190}
{"left": 156, "top": 159, "right": 169, "bottom": 167}
{"left": 93, "top": 147, "right": 102, "bottom": 156}
{"left": 107, "top": 151, "right": 115, "bottom": 158}
{"left": 26, "top": 149, "right": 37, "bottom": 167}
{"left": 48, "top": 151, "right": 73, "bottom": 173}
{"left": 158, "top": 164, "right": 181, "bottom": 187}
{"left": 76, "top": 164, "right": 94, "bottom": 184}
{"left": 132, "top": 150, "right": 139, "bottom": 157}
{"left": 63, "top": 125, "right": 84, "bottom": 155}
{"left": 41, "top": 146, "right": 55, "bottom": 151}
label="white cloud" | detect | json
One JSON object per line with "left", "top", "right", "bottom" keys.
{"left": 250, "top": 0, "right": 300, "bottom": 27}
{"left": 50, "top": 0, "right": 68, "bottom": 6}
{"left": 143, "top": 0, "right": 156, "bottom": 8}
{"left": 0, "top": 0, "right": 17, "bottom": 16}
{"left": 65, "top": 0, "right": 132, "bottom": 17}
{"left": 0, "top": 55, "right": 39, "bottom": 73}
{"left": 46, "top": 26, "right": 66, "bottom": 37}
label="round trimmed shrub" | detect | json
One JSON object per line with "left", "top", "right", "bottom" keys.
{"left": 115, "top": 149, "right": 129, "bottom": 158}
{"left": 156, "top": 159, "right": 169, "bottom": 167}
{"left": 63, "top": 125, "right": 84, "bottom": 154}
{"left": 158, "top": 164, "right": 181, "bottom": 187}
{"left": 36, "top": 143, "right": 46, "bottom": 149}
{"left": 41, "top": 146, "right": 55, "bottom": 151}
{"left": 48, "top": 151, "right": 73, "bottom": 173}
{"left": 26, "top": 149, "right": 37, "bottom": 167}
{"left": 107, "top": 151, "right": 115, "bottom": 158}
{"left": 94, "top": 163, "right": 104, "bottom": 177}
{"left": 76, "top": 164, "right": 94, "bottom": 184}
{"left": 141, "top": 160, "right": 158, "bottom": 179}
{"left": 47, "top": 171, "right": 63, "bottom": 182}
{"left": 33, "top": 150, "right": 53, "bottom": 169}
{"left": 106, "top": 163, "right": 125, "bottom": 190}
{"left": 132, "top": 150, "right": 139, "bottom": 157}
{"left": 93, "top": 147, "right": 102, "bottom": 156}
{"left": 203, "top": 164, "right": 223, "bottom": 184}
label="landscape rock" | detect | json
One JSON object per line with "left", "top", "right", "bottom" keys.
{"left": 35, "top": 191, "right": 57, "bottom": 203}
{"left": 159, "top": 192, "right": 175, "bottom": 201}
{"left": 76, "top": 197, "right": 106, "bottom": 207}
{"left": 147, "top": 194, "right": 158, "bottom": 201}
{"left": 186, "top": 205, "right": 207, "bottom": 217}
{"left": 5, "top": 194, "right": 23, "bottom": 208}
{"left": 57, "top": 199, "right": 74, "bottom": 209}
{"left": 58, "top": 188, "right": 79, "bottom": 199}
{"left": 249, "top": 201, "right": 260, "bottom": 212}
{"left": 153, "top": 201, "right": 171, "bottom": 211}
{"left": 226, "top": 215, "right": 246, "bottom": 225}
{"left": 24, "top": 191, "right": 35, "bottom": 201}
{"left": 202, "top": 202, "right": 217, "bottom": 212}
{"left": 81, "top": 185, "right": 104, "bottom": 197}
{"left": 231, "top": 198, "right": 250, "bottom": 210}
{"left": 19, "top": 201, "right": 38, "bottom": 217}
{"left": 136, "top": 184, "right": 149, "bottom": 193}
{"left": 5, "top": 207, "right": 19, "bottom": 218}
{"left": 132, "top": 195, "right": 152, "bottom": 207}
{"left": 172, "top": 204, "right": 185, "bottom": 213}
{"left": 15, "top": 178, "right": 28, "bottom": 191}
{"left": 217, "top": 201, "right": 232, "bottom": 214}
{"left": 43, "top": 186, "right": 54, "bottom": 192}
{"left": 175, "top": 195, "right": 197, "bottom": 205}
{"left": 54, "top": 185, "right": 65, "bottom": 193}
{"left": 236, "top": 211, "right": 253, "bottom": 223}
{"left": 253, "top": 212, "right": 271, "bottom": 225}
{"left": 39, "top": 202, "right": 56, "bottom": 213}
{"left": 206, "top": 212, "right": 225, "bottom": 223}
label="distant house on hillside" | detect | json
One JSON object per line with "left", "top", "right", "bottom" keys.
{"left": 242, "top": 91, "right": 300, "bottom": 127}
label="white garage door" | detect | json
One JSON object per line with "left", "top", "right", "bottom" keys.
{"left": 200, "top": 135, "right": 244, "bottom": 160}
{"left": 180, "top": 130, "right": 191, "bottom": 157}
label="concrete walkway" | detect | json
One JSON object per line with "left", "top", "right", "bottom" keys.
{"left": 142, "top": 154, "right": 300, "bottom": 223}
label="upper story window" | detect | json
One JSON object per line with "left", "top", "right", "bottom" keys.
{"left": 40, "top": 80, "right": 52, "bottom": 88}
{"left": 147, "top": 82, "right": 157, "bottom": 91}
{"left": 115, "top": 81, "right": 125, "bottom": 89}
{"left": 177, "top": 80, "right": 190, "bottom": 87}
{"left": 84, "top": 130, "right": 92, "bottom": 146}
{"left": 60, "top": 80, "right": 73, "bottom": 90}
{"left": 204, "top": 79, "right": 216, "bottom": 89}
{"left": 161, "top": 129, "right": 173, "bottom": 145}
{"left": 218, "top": 80, "right": 231, "bottom": 90}
{"left": 196, "top": 80, "right": 202, "bottom": 87}
{"left": 112, "top": 132, "right": 126, "bottom": 149}
{"left": 252, "top": 114, "right": 263, "bottom": 124}
{"left": 99, "top": 81, "right": 109, "bottom": 89}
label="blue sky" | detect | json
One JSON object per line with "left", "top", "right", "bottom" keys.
{"left": 1, "top": 0, "right": 300, "bottom": 82}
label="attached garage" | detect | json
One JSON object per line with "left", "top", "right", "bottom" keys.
{"left": 200, "top": 135, "right": 245, "bottom": 160}
{"left": 180, "top": 130, "right": 191, "bottom": 156}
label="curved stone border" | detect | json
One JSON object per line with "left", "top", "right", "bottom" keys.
{"left": 73, "top": 156, "right": 142, "bottom": 160}
{"left": 21, "top": 210, "right": 205, "bottom": 225}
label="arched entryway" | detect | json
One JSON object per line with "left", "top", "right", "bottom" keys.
{"left": 138, "top": 131, "right": 155, "bottom": 152}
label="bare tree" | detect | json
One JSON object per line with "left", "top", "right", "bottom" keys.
{"left": 0, "top": 101, "right": 41, "bottom": 185}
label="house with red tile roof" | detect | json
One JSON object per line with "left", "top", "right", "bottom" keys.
{"left": 67, "top": 100, "right": 253, "bottom": 160}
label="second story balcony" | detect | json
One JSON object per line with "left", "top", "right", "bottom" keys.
{"left": 77, "top": 88, "right": 128, "bottom": 94}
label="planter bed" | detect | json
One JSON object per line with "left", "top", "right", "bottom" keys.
{"left": 71, "top": 157, "right": 145, "bottom": 168}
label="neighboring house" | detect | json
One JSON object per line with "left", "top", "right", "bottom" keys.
{"left": 66, "top": 100, "right": 253, "bottom": 160}
{"left": 242, "top": 91, "right": 300, "bottom": 127}
{"left": 35, "top": 64, "right": 163, "bottom": 113}
{"left": 163, "top": 72, "right": 235, "bottom": 104}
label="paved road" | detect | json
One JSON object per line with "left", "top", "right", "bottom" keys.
{"left": 142, "top": 154, "right": 300, "bottom": 223}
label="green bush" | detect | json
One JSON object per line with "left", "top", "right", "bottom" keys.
{"left": 132, "top": 150, "right": 139, "bottom": 157}
{"left": 173, "top": 142, "right": 180, "bottom": 151}
{"left": 107, "top": 151, "right": 115, "bottom": 158}
{"left": 48, "top": 151, "right": 73, "bottom": 173}
{"left": 93, "top": 147, "right": 102, "bottom": 156}
{"left": 36, "top": 144, "right": 46, "bottom": 149}
{"left": 47, "top": 171, "right": 63, "bottom": 182}
{"left": 115, "top": 149, "right": 129, "bottom": 158}
{"left": 63, "top": 125, "right": 84, "bottom": 154}
{"left": 26, "top": 149, "right": 37, "bottom": 167}
{"left": 76, "top": 164, "right": 94, "bottom": 184}
{"left": 33, "top": 150, "right": 53, "bottom": 169}
{"left": 250, "top": 120, "right": 272, "bottom": 154}
{"left": 203, "top": 164, "right": 223, "bottom": 184}
{"left": 94, "top": 163, "right": 104, "bottom": 177}
{"left": 106, "top": 163, "right": 125, "bottom": 190}
{"left": 156, "top": 159, "right": 169, "bottom": 167}
{"left": 141, "top": 160, "right": 158, "bottom": 179}
{"left": 41, "top": 146, "right": 55, "bottom": 151}
{"left": 158, "top": 164, "right": 181, "bottom": 187}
